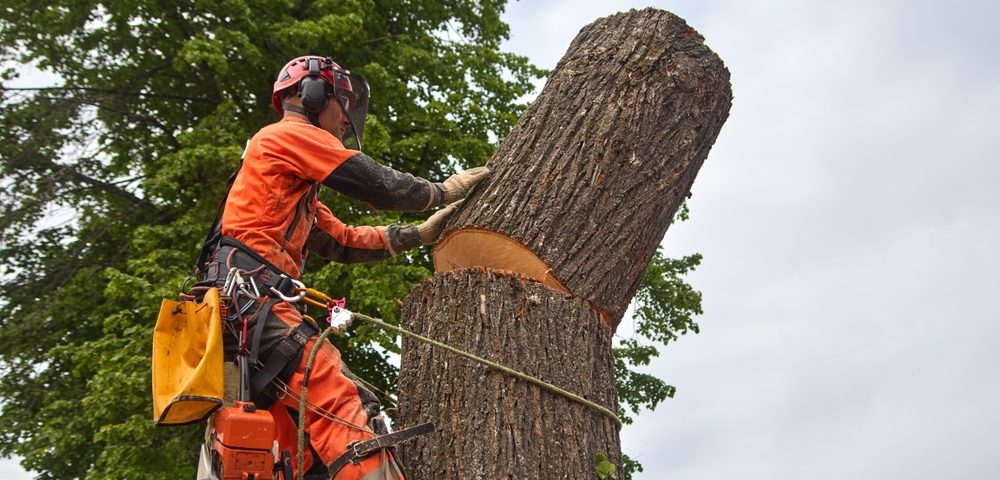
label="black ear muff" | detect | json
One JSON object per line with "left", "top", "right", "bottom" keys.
{"left": 298, "top": 58, "right": 329, "bottom": 113}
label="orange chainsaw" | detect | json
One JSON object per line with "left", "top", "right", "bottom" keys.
{"left": 196, "top": 302, "right": 292, "bottom": 480}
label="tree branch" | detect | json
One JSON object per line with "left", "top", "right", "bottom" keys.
{"left": 361, "top": 33, "right": 409, "bottom": 45}
{"left": 57, "top": 164, "right": 157, "bottom": 211}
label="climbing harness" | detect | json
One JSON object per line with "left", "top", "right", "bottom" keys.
{"left": 190, "top": 239, "right": 430, "bottom": 479}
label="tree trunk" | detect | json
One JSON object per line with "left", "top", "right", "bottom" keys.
{"left": 399, "top": 8, "right": 731, "bottom": 479}
{"left": 397, "top": 270, "right": 619, "bottom": 479}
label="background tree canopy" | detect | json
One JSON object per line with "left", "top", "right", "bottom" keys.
{"left": 0, "top": 1, "right": 701, "bottom": 478}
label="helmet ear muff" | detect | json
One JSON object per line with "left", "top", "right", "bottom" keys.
{"left": 298, "top": 57, "right": 330, "bottom": 113}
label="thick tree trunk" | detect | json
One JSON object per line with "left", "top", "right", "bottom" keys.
{"left": 397, "top": 270, "right": 619, "bottom": 479}
{"left": 399, "top": 8, "right": 731, "bottom": 479}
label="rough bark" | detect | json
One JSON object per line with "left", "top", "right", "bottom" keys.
{"left": 399, "top": 8, "right": 730, "bottom": 479}
{"left": 397, "top": 270, "right": 619, "bottom": 479}
{"left": 434, "top": 8, "right": 732, "bottom": 324}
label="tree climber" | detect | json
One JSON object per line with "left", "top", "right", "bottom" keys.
{"left": 195, "top": 55, "right": 488, "bottom": 479}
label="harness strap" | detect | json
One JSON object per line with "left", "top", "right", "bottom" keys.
{"left": 205, "top": 238, "right": 300, "bottom": 299}
{"left": 248, "top": 298, "right": 277, "bottom": 365}
{"left": 250, "top": 319, "right": 319, "bottom": 402}
{"left": 326, "top": 422, "right": 435, "bottom": 477}
{"left": 195, "top": 158, "right": 244, "bottom": 272}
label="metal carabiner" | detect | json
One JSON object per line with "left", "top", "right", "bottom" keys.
{"left": 270, "top": 276, "right": 306, "bottom": 303}
{"left": 221, "top": 267, "right": 240, "bottom": 297}
{"left": 236, "top": 273, "right": 262, "bottom": 300}
{"left": 230, "top": 271, "right": 249, "bottom": 298}
{"left": 247, "top": 275, "right": 261, "bottom": 298}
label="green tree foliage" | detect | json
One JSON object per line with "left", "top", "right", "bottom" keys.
{"left": 0, "top": 1, "right": 700, "bottom": 478}
{"left": 616, "top": 206, "right": 703, "bottom": 480}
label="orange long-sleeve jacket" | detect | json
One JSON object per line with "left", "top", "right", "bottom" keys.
{"left": 221, "top": 116, "right": 443, "bottom": 277}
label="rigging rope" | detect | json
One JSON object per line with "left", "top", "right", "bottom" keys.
{"left": 352, "top": 312, "right": 622, "bottom": 427}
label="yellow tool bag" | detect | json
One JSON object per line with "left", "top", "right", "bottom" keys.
{"left": 152, "top": 287, "right": 225, "bottom": 426}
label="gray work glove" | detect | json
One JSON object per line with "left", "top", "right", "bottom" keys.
{"left": 442, "top": 166, "right": 490, "bottom": 204}
{"left": 417, "top": 200, "right": 463, "bottom": 244}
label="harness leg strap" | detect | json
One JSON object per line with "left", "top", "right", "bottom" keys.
{"left": 250, "top": 319, "right": 319, "bottom": 403}
{"left": 326, "top": 422, "right": 435, "bottom": 477}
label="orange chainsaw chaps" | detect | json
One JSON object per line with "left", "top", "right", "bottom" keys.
{"left": 152, "top": 287, "right": 225, "bottom": 426}
{"left": 273, "top": 321, "right": 405, "bottom": 480}
{"left": 270, "top": 402, "right": 318, "bottom": 479}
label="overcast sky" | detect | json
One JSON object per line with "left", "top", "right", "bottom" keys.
{"left": 4, "top": 1, "right": 999, "bottom": 479}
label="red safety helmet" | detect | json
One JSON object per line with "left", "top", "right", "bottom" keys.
{"left": 271, "top": 55, "right": 370, "bottom": 149}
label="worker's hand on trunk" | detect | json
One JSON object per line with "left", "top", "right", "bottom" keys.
{"left": 442, "top": 166, "right": 489, "bottom": 203}
{"left": 417, "top": 200, "right": 463, "bottom": 244}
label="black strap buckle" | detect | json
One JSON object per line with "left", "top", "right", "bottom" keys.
{"left": 346, "top": 441, "right": 367, "bottom": 465}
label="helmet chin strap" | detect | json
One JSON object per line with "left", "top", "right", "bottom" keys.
{"left": 282, "top": 101, "right": 323, "bottom": 129}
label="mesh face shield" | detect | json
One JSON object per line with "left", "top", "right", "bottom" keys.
{"left": 330, "top": 66, "right": 370, "bottom": 150}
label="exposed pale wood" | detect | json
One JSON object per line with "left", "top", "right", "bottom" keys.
{"left": 433, "top": 228, "right": 572, "bottom": 294}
